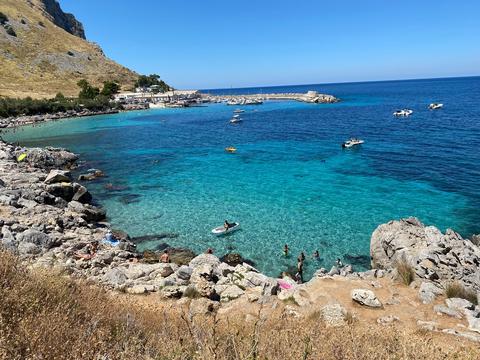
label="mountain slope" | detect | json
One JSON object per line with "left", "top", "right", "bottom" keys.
{"left": 0, "top": 0, "right": 138, "bottom": 98}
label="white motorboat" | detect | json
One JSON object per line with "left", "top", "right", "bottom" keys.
{"left": 230, "top": 117, "right": 243, "bottom": 124}
{"left": 393, "top": 109, "right": 413, "bottom": 116}
{"left": 244, "top": 99, "right": 263, "bottom": 105}
{"left": 149, "top": 102, "right": 166, "bottom": 109}
{"left": 342, "top": 138, "right": 364, "bottom": 148}
{"left": 428, "top": 103, "right": 443, "bottom": 110}
{"left": 211, "top": 222, "right": 241, "bottom": 236}
{"left": 232, "top": 114, "right": 240, "bottom": 118}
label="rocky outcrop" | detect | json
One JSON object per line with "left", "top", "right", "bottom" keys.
{"left": 371, "top": 217, "right": 480, "bottom": 292}
{"left": 34, "top": 0, "right": 86, "bottom": 39}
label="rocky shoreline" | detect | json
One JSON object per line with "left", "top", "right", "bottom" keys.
{"left": 0, "top": 104, "right": 148, "bottom": 129}
{"left": 1, "top": 140, "right": 480, "bottom": 341}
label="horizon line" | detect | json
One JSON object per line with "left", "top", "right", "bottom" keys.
{"left": 198, "top": 74, "right": 480, "bottom": 91}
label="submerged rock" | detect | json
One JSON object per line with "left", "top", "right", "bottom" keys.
{"left": 220, "top": 252, "right": 255, "bottom": 267}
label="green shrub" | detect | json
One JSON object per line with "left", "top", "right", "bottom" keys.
{"left": 5, "top": 25, "right": 16, "bottom": 37}
{"left": 183, "top": 286, "right": 201, "bottom": 299}
{"left": 0, "top": 12, "right": 8, "bottom": 25}
{"left": 395, "top": 258, "right": 415, "bottom": 286}
{"left": 446, "top": 282, "right": 478, "bottom": 305}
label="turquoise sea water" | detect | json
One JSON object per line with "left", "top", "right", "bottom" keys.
{"left": 3, "top": 77, "right": 480, "bottom": 279}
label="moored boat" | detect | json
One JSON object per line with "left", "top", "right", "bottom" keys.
{"left": 342, "top": 138, "right": 364, "bottom": 148}
{"left": 211, "top": 222, "right": 241, "bottom": 236}
{"left": 428, "top": 103, "right": 443, "bottom": 110}
{"left": 393, "top": 109, "right": 413, "bottom": 116}
{"left": 225, "top": 146, "right": 237, "bottom": 153}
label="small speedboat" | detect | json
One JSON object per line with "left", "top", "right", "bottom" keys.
{"left": 393, "top": 109, "right": 413, "bottom": 116}
{"left": 233, "top": 109, "right": 245, "bottom": 113}
{"left": 225, "top": 146, "right": 237, "bottom": 153}
{"left": 230, "top": 117, "right": 243, "bottom": 124}
{"left": 342, "top": 138, "right": 364, "bottom": 148}
{"left": 211, "top": 222, "right": 241, "bottom": 236}
{"left": 232, "top": 114, "right": 240, "bottom": 118}
{"left": 428, "top": 103, "right": 443, "bottom": 110}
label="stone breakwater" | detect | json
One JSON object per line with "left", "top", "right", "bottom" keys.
{"left": 1, "top": 140, "right": 480, "bottom": 340}
{"left": 202, "top": 91, "right": 339, "bottom": 104}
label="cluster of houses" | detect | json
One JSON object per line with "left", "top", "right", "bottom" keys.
{"left": 114, "top": 88, "right": 202, "bottom": 108}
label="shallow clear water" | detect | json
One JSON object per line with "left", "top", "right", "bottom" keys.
{"left": 3, "top": 77, "right": 480, "bottom": 279}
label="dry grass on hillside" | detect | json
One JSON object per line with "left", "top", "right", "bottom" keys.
{"left": 0, "top": 0, "right": 137, "bottom": 98}
{"left": 1, "top": 250, "right": 479, "bottom": 360}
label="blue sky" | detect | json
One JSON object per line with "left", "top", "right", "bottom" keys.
{"left": 61, "top": 0, "right": 480, "bottom": 89}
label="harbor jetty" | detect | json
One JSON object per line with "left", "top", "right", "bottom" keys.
{"left": 201, "top": 90, "right": 339, "bottom": 104}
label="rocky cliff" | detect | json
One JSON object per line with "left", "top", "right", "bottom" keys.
{"left": 0, "top": 0, "right": 137, "bottom": 98}
{"left": 32, "top": 0, "right": 86, "bottom": 39}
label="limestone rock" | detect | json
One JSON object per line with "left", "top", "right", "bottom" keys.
{"left": 220, "top": 285, "right": 245, "bottom": 302}
{"left": 16, "top": 229, "right": 53, "bottom": 249}
{"left": 433, "top": 305, "right": 462, "bottom": 318}
{"left": 445, "top": 298, "right": 475, "bottom": 312}
{"left": 189, "top": 298, "right": 220, "bottom": 317}
{"left": 377, "top": 315, "right": 400, "bottom": 326}
{"left": 44, "top": 170, "right": 71, "bottom": 184}
{"left": 189, "top": 253, "right": 221, "bottom": 269}
{"left": 418, "top": 282, "right": 443, "bottom": 304}
{"left": 103, "top": 268, "right": 127, "bottom": 287}
{"left": 351, "top": 289, "right": 382, "bottom": 308}
{"left": 321, "top": 303, "right": 348, "bottom": 327}
{"left": 160, "top": 286, "right": 184, "bottom": 299}
{"left": 371, "top": 217, "right": 480, "bottom": 291}
{"left": 176, "top": 265, "right": 193, "bottom": 281}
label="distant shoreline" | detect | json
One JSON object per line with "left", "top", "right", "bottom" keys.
{"left": 0, "top": 104, "right": 148, "bottom": 131}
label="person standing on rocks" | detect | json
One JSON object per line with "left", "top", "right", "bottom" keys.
{"left": 160, "top": 250, "right": 170, "bottom": 263}
{"left": 296, "top": 256, "right": 304, "bottom": 283}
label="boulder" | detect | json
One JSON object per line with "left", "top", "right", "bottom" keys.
{"left": 103, "top": 268, "right": 127, "bottom": 287}
{"left": 321, "top": 303, "right": 348, "bottom": 327}
{"left": 377, "top": 315, "right": 400, "bottom": 326}
{"left": 351, "top": 289, "right": 382, "bottom": 308}
{"left": 176, "top": 265, "right": 193, "bottom": 281}
{"left": 190, "top": 263, "right": 215, "bottom": 283}
{"left": 44, "top": 170, "right": 71, "bottom": 184}
{"left": 22, "top": 147, "right": 78, "bottom": 169}
{"left": 445, "top": 298, "right": 475, "bottom": 312}
{"left": 17, "top": 241, "right": 42, "bottom": 255}
{"left": 189, "top": 298, "right": 220, "bottom": 316}
{"left": 16, "top": 229, "right": 53, "bottom": 249}
{"left": 418, "top": 282, "right": 443, "bottom": 304}
{"left": 160, "top": 286, "right": 184, "bottom": 299}
{"left": 72, "top": 183, "right": 92, "bottom": 203}
{"left": 193, "top": 279, "right": 216, "bottom": 299}
{"left": 46, "top": 182, "right": 74, "bottom": 201}
{"left": 189, "top": 253, "right": 221, "bottom": 269}
{"left": 220, "top": 285, "right": 245, "bottom": 302}
{"left": 433, "top": 305, "right": 462, "bottom": 318}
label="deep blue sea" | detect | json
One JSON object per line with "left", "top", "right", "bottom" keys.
{"left": 3, "top": 77, "right": 480, "bottom": 279}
